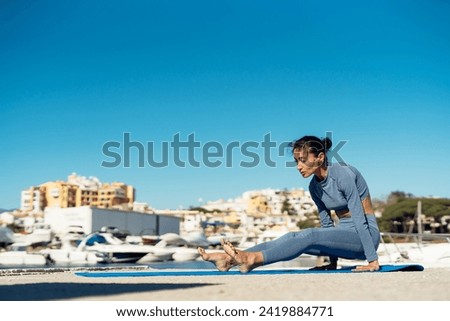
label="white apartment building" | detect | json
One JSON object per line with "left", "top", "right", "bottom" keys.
{"left": 20, "top": 187, "right": 45, "bottom": 214}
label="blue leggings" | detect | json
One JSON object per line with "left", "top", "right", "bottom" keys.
{"left": 245, "top": 216, "right": 380, "bottom": 265}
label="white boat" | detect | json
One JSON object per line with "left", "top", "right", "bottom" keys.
{"left": 151, "top": 233, "right": 201, "bottom": 262}
{"left": 172, "top": 247, "right": 200, "bottom": 262}
{"left": 141, "top": 235, "right": 161, "bottom": 245}
{"left": 137, "top": 247, "right": 175, "bottom": 263}
{"left": 181, "top": 231, "right": 210, "bottom": 248}
{"left": 40, "top": 246, "right": 108, "bottom": 264}
{"left": 77, "top": 232, "right": 178, "bottom": 263}
{"left": 0, "top": 227, "right": 14, "bottom": 247}
{"left": 206, "top": 232, "right": 244, "bottom": 246}
{"left": 37, "top": 226, "right": 107, "bottom": 264}
{"left": 13, "top": 223, "right": 53, "bottom": 247}
{"left": 158, "top": 233, "right": 188, "bottom": 246}
{"left": 76, "top": 232, "right": 149, "bottom": 263}
{"left": 0, "top": 243, "right": 48, "bottom": 266}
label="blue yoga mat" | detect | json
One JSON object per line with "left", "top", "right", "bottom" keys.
{"left": 75, "top": 264, "right": 424, "bottom": 278}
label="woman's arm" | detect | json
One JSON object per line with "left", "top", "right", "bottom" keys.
{"left": 338, "top": 169, "right": 378, "bottom": 263}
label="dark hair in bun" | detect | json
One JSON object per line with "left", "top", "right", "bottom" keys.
{"left": 290, "top": 135, "right": 332, "bottom": 157}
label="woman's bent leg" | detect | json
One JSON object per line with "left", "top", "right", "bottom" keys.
{"left": 257, "top": 228, "right": 370, "bottom": 265}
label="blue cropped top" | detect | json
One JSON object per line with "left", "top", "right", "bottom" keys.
{"left": 309, "top": 163, "right": 378, "bottom": 261}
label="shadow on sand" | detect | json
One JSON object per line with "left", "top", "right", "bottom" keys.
{"left": 0, "top": 282, "right": 216, "bottom": 301}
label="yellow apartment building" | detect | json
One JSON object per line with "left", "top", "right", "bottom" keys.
{"left": 20, "top": 174, "right": 135, "bottom": 213}
{"left": 41, "top": 181, "right": 78, "bottom": 208}
{"left": 96, "top": 182, "right": 135, "bottom": 209}
{"left": 76, "top": 188, "right": 98, "bottom": 207}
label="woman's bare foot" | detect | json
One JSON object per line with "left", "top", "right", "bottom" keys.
{"left": 222, "top": 240, "right": 263, "bottom": 273}
{"left": 197, "top": 247, "right": 236, "bottom": 272}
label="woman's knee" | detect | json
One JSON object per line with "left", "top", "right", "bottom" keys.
{"left": 288, "top": 228, "right": 315, "bottom": 241}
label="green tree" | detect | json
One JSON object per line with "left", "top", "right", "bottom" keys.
{"left": 378, "top": 197, "right": 450, "bottom": 232}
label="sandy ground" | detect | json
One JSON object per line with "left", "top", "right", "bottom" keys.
{"left": 0, "top": 266, "right": 449, "bottom": 301}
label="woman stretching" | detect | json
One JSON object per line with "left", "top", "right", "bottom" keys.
{"left": 198, "top": 135, "right": 381, "bottom": 272}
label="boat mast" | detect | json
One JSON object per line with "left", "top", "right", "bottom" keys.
{"left": 417, "top": 200, "right": 422, "bottom": 243}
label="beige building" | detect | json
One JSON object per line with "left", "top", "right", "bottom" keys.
{"left": 20, "top": 174, "right": 135, "bottom": 213}
{"left": 247, "top": 194, "right": 270, "bottom": 216}
{"left": 96, "top": 182, "right": 135, "bottom": 209}
{"left": 76, "top": 188, "right": 98, "bottom": 207}
{"left": 41, "top": 181, "right": 78, "bottom": 208}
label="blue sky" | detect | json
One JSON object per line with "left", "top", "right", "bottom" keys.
{"left": 1, "top": 0, "right": 449, "bottom": 210}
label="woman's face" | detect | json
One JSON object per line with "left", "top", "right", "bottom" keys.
{"left": 293, "top": 148, "right": 324, "bottom": 178}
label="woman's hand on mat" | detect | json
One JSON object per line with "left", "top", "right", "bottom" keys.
{"left": 352, "top": 260, "right": 380, "bottom": 272}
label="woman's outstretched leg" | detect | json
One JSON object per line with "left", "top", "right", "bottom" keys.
{"left": 222, "top": 240, "right": 264, "bottom": 273}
